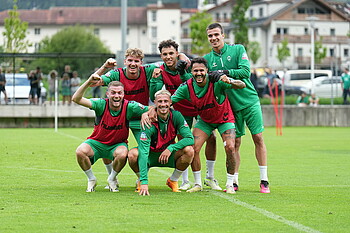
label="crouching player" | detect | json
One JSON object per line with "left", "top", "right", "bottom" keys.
{"left": 128, "top": 90, "right": 194, "bottom": 196}
{"left": 72, "top": 77, "right": 149, "bottom": 192}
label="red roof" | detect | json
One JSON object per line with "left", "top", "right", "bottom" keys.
{"left": 0, "top": 7, "right": 147, "bottom": 25}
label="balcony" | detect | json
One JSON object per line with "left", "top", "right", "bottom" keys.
{"left": 273, "top": 35, "right": 349, "bottom": 44}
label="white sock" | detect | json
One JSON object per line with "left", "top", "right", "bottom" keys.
{"left": 206, "top": 160, "right": 215, "bottom": 179}
{"left": 193, "top": 171, "right": 202, "bottom": 186}
{"left": 84, "top": 168, "right": 96, "bottom": 181}
{"left": 108, "top": 169, "right": 118, "bottom": 182}
{"left": 181, "top": 168, "right": 189, "bottom": 184}
{"left": 226, "top": 173, "right": 234, "bottom": 187}
{"left": 105, "top": 162, "right": 113, "bottom": 175}
{"left": 233, "top": 173, "right": 239, "bottom": 185}
{"left": 170, "top": 169, "right": 183, "bottom": 182}
{"left": 259, "top": 166, "right": 268, "bottom": 181}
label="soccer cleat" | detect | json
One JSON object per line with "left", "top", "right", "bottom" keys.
{"left": 204, "top": 178, "right": 222, "bottom": 190}
{"left": 233, "top": 183, "right": 239, "bottom": 191}
{"left": 186, "top": 184, "right": 202, "bottom": 193}
{"left": 86, "top": 180, "right": 97, "bottom": 192}
{"left": 260, "top": 180, "right": 270, "bottom": 193}
{"left": 108, "top": 178, "right": 119, "bottom": 192}
{"left": 179, "top": 181, "right": 191, "bottom": 191}
{"left": 225, "top": 185, "right": 236, "bottom": 194}
{"left": 105, "top": 177, "right": 119, "bottom": 189}
{"left": 135, "top": 179, "right": 141, "bottom": 193}
{"left": 166, "top": 178, "right": 181, "bottom": 192}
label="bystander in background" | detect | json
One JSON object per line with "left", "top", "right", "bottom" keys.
{"left": 61, "top": 73, "right": 71, "bottom": 105}
{"left": 70, "top": 71, "right": 81, "bottom": 96}
{"left": 309, "top": 93, "right": 319, "bottom": 106}
{"left": 296, "top": 92, "right": 309, "bottom": 107}
{"left": 341, "top": 67, "right": 350, "bottom": 104}
{"left": 48, "top": 70, "right": 58, "bottom": 105}
{"left": 0, "top": 67, "right": 8, "bottom": 104}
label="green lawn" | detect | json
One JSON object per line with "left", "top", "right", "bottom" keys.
{"left": 0, "top": 127, "right": 349, "bottom": 232}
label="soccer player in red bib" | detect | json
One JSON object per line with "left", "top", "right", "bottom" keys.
{"left": 128, "top": 90, "right": 194, "bottom": 196}
{"left": 171, "top": 57, "right": 246, "bottom": 194}
{"left": 72, "top": 76, "right": 149, "bottom": 193}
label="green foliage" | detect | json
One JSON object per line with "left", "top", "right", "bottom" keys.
{"left": 260, "top": 95, "right": 343, "bottom": 105}
{"left": 314, "top": 36, "right": 327, "bottom": 64}
{"left": 277, "top": 38, "right": 290, "bottom": 65}
{"left": 2, "top": 0, "right": 31, "bottom": 53}
{"left": 189, "top": 11, "right": 212, "bottom": 56}
{"left": 231, "top": 0, "right": 251, "bottom": 47}
{"left": 247, "top": 41, "right": 261, "bottom": 65}
{"left": 32, "top": 25, "right": 111, "bottom": 77}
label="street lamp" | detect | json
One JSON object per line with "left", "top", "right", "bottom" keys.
{"left": 306, "top": 16, "right": 318, "bottom": 94}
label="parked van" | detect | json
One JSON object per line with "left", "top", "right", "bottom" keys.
{"left": 284, "top": 70, "right": 332, "bottom": 87}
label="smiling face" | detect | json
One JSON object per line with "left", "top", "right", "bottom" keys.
{"left": 155, "top": 93, "right": 172, "bottom": 120}
{"left": 191, "top": 62, "right": 208, "bottom": 87}
{"left": 124, "top": 55, "right": 143, "bottom": 77}
{"left": 207, "top": 27, "right": 225, "bottom": 53}
{"left": 106, "top": 85, "right": 124, "bottom": 111}
{"left": 160, "top": 46, "right": 179, "bottom": 70}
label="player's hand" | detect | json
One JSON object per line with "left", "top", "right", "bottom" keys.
{"left": 148, "top": 107, "right": 158, "bottom": 123}
{"left": 175, "top": 60, "right": 187, "bottom": 75}
{"left": 219, "top": 75, "right": 230, "bottom": 84}
{"left": 152, "top": 68, "right": 162, "bottom": 78}
{"left": 178, "top": 53, "right": 191, "bottom": 69}
{"left": 208, "top": 70, "right": 224, "bottom": 83}
{"left": 89, "top": 74, "right": 103, "bottom": 87}
{"left": 158, "top": 149, "right": 171, "bottom": 164}
{"left": 103, "top": 58, "right": 117, "bottom": 69}
{"left": 141, "top": 112, "right": 152, "bottom": 130}
{"left": 139, "top": 184, "right": 150, "bottom": 196}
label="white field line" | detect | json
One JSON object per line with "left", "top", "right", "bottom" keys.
{"left": 47, "top": 132, "right": 322, "bottom": 232}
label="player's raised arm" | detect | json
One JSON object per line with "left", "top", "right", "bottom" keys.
{"left": 72, "top": 74, "right": 101, "bottom": 108}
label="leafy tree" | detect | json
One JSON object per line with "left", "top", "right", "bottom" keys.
{"left": 32, "top": 25, "right": 111, "bottom": 77}
{"left": 277, "top": 38, "right": 290, "bottom": 67}
{"left": 314, "top": 37, "right": 327, "bottom": 65}
{"left": 247, "top": 41, "right": 261, "bottom": 65}
{"left": 2, "top": 0, "right": 31, "bottom": 53}
{"left": 189, "top": 11, "right": 212, "bottom": 56}
{"left": 231, "top": 0, "right": 251, "bottom": 47}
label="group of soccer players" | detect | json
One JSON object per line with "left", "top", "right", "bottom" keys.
{"left": 72, "top": 22, "right": 270, "bottom": 195}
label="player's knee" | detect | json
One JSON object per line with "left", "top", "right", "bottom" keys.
{"left": 127, "top": 149, "right": 138, "bottom": 163}
{"left": 183, "top": 146, "right": 194, "bottom": 162}
{"left": 224, "top": 140, "right": 235, "bottom": 153}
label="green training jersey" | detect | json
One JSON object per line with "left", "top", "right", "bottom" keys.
{"left": 341, "top": 72, "right": 350, "bottom": 89}
{"left": 138, "top": 110, "right": 194, "bottom": 185}
{"left": 204, "top": 43, "right": 258, "bottom": 112}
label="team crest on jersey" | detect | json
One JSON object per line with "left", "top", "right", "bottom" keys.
{"left": 227, "top": 56, "right": 231, "bottom": 62}
{"left": 184, "top": 120, "right": 189, "bottom": 127}
{"left": 241, "top": 52, "right": 248, "bottom": 60}
{"left": 212, "top": 62, "right": 217, "bottom": 67}
{"left": 140, "top": 132, "right": 148, "bottom": 141}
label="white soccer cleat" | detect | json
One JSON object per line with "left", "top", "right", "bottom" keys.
{"left": 186, "top": 184, "right": 202, "bottom": 193}
{"left": 225, "top": 185, "right": 236, "bottom": 194}
{"left": 179, "top": 181, "right": 191, "bottom": 191}
{"left": 204, "top": 178, "right": 222, "bottom": 190}
{"left": 108, "top": 178, "right": 119, "bottom": 192}
{"left": 105, "top": 177, "right": 119, "bottom": 189}
{"left": 86, "top": 180, "right": 97, "bottom": 192}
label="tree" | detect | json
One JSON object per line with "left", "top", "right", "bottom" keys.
{"left": 33, "top": 25, "right": 111, "bottom": 77}
{"left": 277, "top": 38, "right": 290, "bottom": 67}
{"left": 189, "top": 11, "right": 212, "bottom": 56}
{"left": 231, "top": 0, "right": 251, "bottom": 47}
{"left": 314, "top": 37, "right": 327, "bottom": 65}
{"left": 2, "top": 0, "right": 31, "bottom": 53}
{"left": 247, "top": 41, "right": 261, "bottom": 65}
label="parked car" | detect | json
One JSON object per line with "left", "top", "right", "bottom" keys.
{"left": 302, "top": 76, "right": 342, "bottom": 98}
{"left": 284, "top": 69, "right": 332, "bottom": 86}
{"left": 0, "top": 73, "right": 46, "bottom": 104}
{"left": 256, "top": 74, "right": 305, "bottom": 97}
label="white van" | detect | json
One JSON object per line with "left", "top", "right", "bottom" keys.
{"left": 284, "top": 70, "right": 332, "bottom": 87}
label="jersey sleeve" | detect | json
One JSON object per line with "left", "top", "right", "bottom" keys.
{"left": 171, "top": 82, "right": 190, "bottom": 104}
{"left": 166, "top": 111, "right": 194, "bottom": 153}
{"left": 149, "top": 75, "right": 164, "bottom": 102}
{"left": 101, "top": 69, "right": 120, "bottom": 85}
{"left": 90, "top": 98, "right": 106, "bottom": 116}
{"left": 138, "top": 127, "right": 154, "bottom": 185}
{"left": 229, "top": 45, "right": 251, "bottom": 80}
{"left": 126, "top": 101, "right": 149, "bottom": 120}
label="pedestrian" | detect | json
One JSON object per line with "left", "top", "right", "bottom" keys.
{"left": 341, "top": 67, "right": 350, "bottom": 104}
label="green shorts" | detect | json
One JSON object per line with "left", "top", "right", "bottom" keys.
{"left": 148, "top": 151, "right": 176, "bottom": 168}
{"left": 194, "top": 119, "right": 235, "bottom": 136}
{"left": 234, "top": 101, "right": 265, "bottom": 138}
{"left": 183, "top": 115, "right": 195, "bottom": 129}
{"left": 84, "top": 139, "right": 128, "bottom": 165}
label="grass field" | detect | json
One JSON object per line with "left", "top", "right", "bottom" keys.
{"left": 0, "top": 127, "right": 349, "bottom": 233}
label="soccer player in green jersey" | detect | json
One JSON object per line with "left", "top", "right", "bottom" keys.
{"left": 72, "top": 76, "right": 149, "bottom": 192}
{"left": 128, "top": 90, "right": 194, "bottom": 196}
{"left": 341, "top": 67, "right": 350, "bottom": 104}
{"left": 203, "top": 22, "right": 270, "bottom": 193}
{"left": 172, "top": 57, "right": 246, "bottom": 194}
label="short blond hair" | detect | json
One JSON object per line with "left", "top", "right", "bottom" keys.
{"left": 154, "top": 89, "right": 171, "bottom": 99}
{"left": 125, "top": 48, "right": 144, "bottom": 60}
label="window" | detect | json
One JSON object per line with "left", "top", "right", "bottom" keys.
{"left": 330, "top": 28, "right": 335, "bottom": 36}
{"left": 259, "top": 7, "right": 263, "bottom": 17}
{"left": 183, "top": 28, "right": 189, "bottom": 37}
{"left": 183, "top": 44, "right": 189, "bottom": 53}
{"left": 142, "top": 29, "right": 146, "bottom": 35}
{"left": 330, "top": 48, "right": 334, "bottom": 57}
{"left": 298, "top": 48, "right": 303, "bottom": 57}
{"left": 344, "top": 49, "right": 349, "bottom": 57}
{"left": 304, "top": 27, "right": 308, "bottom": 35}
{"left": 223, "top": 13, "right": 227, "bottom": 21}
{"left": 277, "top": 27, "right": 288, "bottom": 35}
{"left": 250, "top": 9, "right": 254, "bottom": 18}
{"left": 151, "top": 27, "right": 157, "bottom": 38}
{"left": 151, "top": 43, "right": 157, "bottom": 54}
{"left": 34, "top": 28, "right": 41, "bottom": 35}
{"left": 34, "top": 43, "right": 40, "bottom": 52}
{"left": 315, "top": 28, "right": 319, "bottom": 35}
{"left": 252, "top": 28, "right": 256, "bottom": 37}
{"left": 151, "top": 11, "right": 157, "bottom": 22}
{"left": 93, "top": 28, "right": 99, "bottom": 36}
{"left": 216, "top": 12, "right": 220, "bottom": 21}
